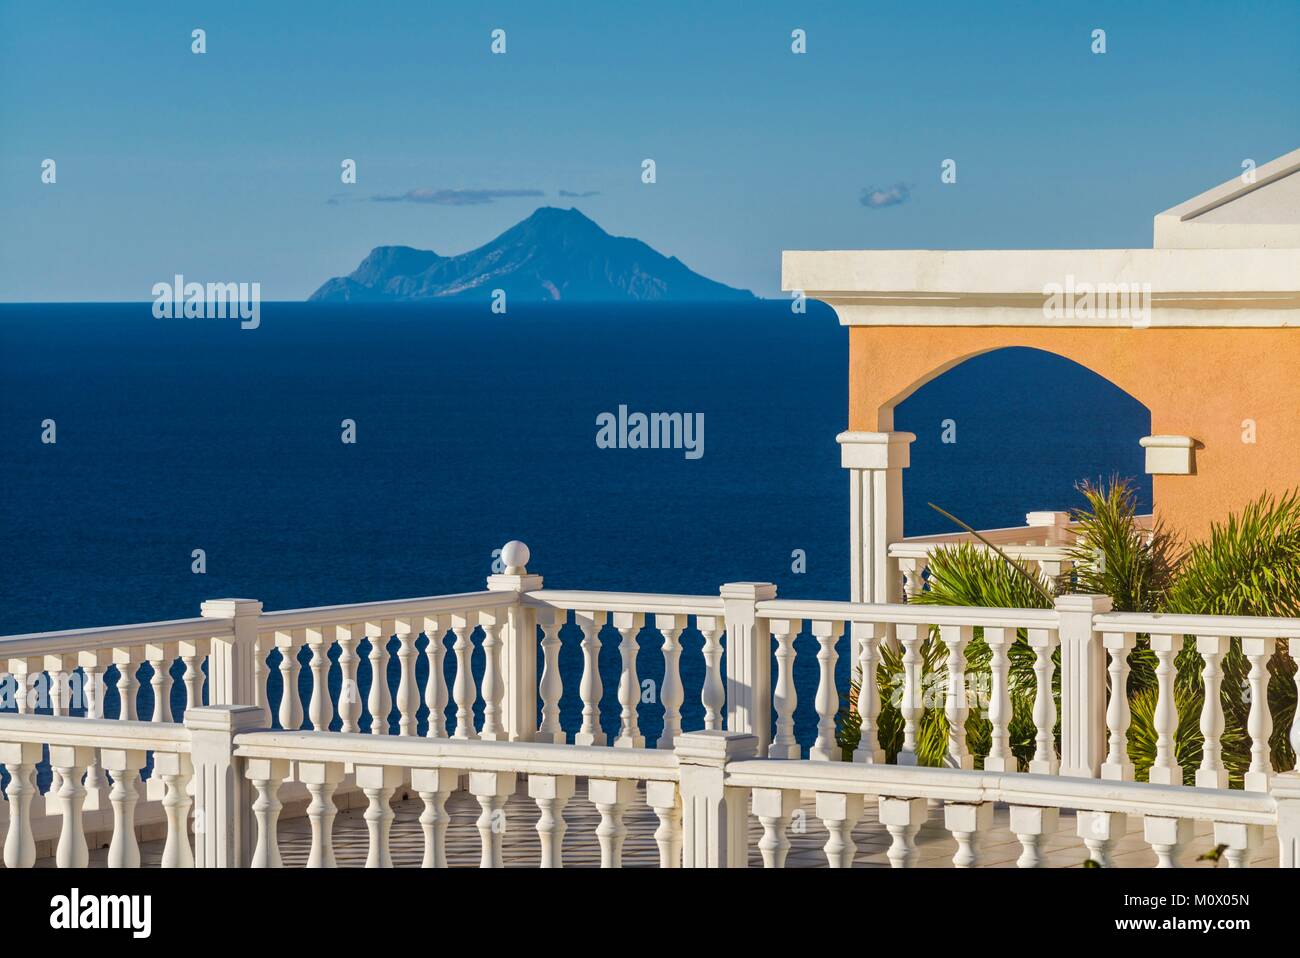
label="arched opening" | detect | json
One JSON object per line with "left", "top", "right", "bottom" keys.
{"left": 893, "top": 347, "right": 1152, "bottom": 536}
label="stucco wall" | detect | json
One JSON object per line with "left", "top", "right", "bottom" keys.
{"left": 849, "top": 326, "right": 1300, "bottom": 544}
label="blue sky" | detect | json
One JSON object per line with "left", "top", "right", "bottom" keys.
{"left": 1, "top": 0, "right": 1297, "bottom": 301}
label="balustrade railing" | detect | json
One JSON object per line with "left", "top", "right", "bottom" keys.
{"left": 2, "top": 538, "right": 1298, "bottom": 868}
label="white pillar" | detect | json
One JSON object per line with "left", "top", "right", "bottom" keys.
{"left": 186, "top": 704, "right": 263, "bottom": 867}
{"left": 486, "top": 540, "right": 543, "bottom": 742}
{"left": 674, "top": 731, "right": 756, "bottom": 868}
{"left": 721, "top": 582, "right": 776, "bottom": 757}
{"left": 200, "top": 599, "right": 264, "bottom": 708}
{"left": 837, "top": 431, "right": 914, "bottom": 605}
{"left": 1055, "top": 594, "right": 1111, "bottom": 778}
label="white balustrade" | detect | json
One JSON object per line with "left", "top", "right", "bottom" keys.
{"left": 769, "top": 618, "right": 800, "bottom": 760}
{"left": 809, "top": 619, "right": 840, "bottom": 762}
{"left": 1243, "top": 636, "right": 1274, "bottom": 792}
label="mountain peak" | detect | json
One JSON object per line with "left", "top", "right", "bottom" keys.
{"left": 309, "top": 208, "right": 753, "bottom": 304}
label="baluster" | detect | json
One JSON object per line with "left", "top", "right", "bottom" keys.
{"left": 1011, "top": 805, "right": 1058, "bottom": 868}
{"left": 817, "top": 792, "right": 861, "bottom": 868}
{"left": 753, "top": 788, "right": 798, "bottom": 867}
{"left": 411, "top": 768, "right": 458, "bottom": 868}
{"left": 479, "top": 611, "right": 505, "bottom": 741}
{"left": 79, "top": 657, "right": 111, "bottom": 809}
{"left": 300, "top": 762, "right": 344, "bottom": 868}
{"left": 698, "top": 615, "right": 725, "bottom": 731}
{"left": 1195, "top": 635, "right": 1230, "bottom": 788}
{"left": 46, "top": 659, "right": 67, "bottom": 715}
{"left": 1077, "top": 811, "right": 1128, "bottom": 867}
{"left": 1242, "top": 637, "right": 1274, "bottom": 791}
{"left": 591, "top": 779, "right": 635, "bottom": 868}
{"left": 1291, "top": 638, "right": 1300, "bottom": 763}
{"left": 896, "top": 623, "right": 926, "bottom": 766}
{"left": 394, "top": 619, "right": 418, "bottom": 736}
{"left": 422, "top": 616, "right": 450, "bottom": 738}
{"left": 646, "top": 781, "right": 682, "bottom": 868}
{"left": 944, "top": 802, "right": 992, "bottom": 867}
{"left": 449, "top": 614, "right": 479, "bottom": 739}
{"left": 1, "top": 743, "right": 41, "bottom": 868}
{"left": 1027, "top": 628, "right": 1059, "bottom": 775}
{"left": 1212, "top": 822, "right": 1263, "bottom": 869}
{"left": 853, "top": 621, "right": 884, "bottom": 764}
{"left": 983, "top": 627, "right": 1015, "bottom": 771}
{"left": 145, "top": 643, "right": 173, "bottom": 723}
{"left": 51, "top": 746, "right": 91, "bottom": 868}
{"left": 537, "top": 609, "right": 566, "bottom": 744}
{"left": 574, "top": 611, "right": 605, "bottom": 746}
{"left": 253, "top": 634, "right": 271, "bottom": 727}
{"left": 880, "top": 796, "right": 926, "bottom": 868}
{"left": 305, "top": 628, "right": 331, "bottom": 732}
{"left": 1144, "top": 816, "right": 1191, "bottom": 868}
{"left": 809, "top": 619, "right": 841, "bottom": 761}
{"left": 940, "top": 624, "right": 973, "bottom": 769}
{"left": 1101, "top": 632, "right": 1136, "bottom": 780}
{"left": 358, "top": 765, "right": 401, "bottom": 868}
{"left": 179, "top": 642, "right": 205, "bottom": 715}
{"left": 365, "top": 622, "right": 392, "bottom": 735}
{"left": 528, "top": 774, "right": 574, "bottom": 868}
{"left": 103, "top": 749, "right": 145, "bottom": 868}
{"left": 156, "top": 752, "right": 194, "bottom": 868}
{"left": 11, "top": 668, "right": 32, "bottom": 714}
{"left": 612, "top": 612, "right": 645, "bottom": 747}
{"left": 898, "top": 557, "right": 921, "bottom": 600}
{"left": 248, "top": 758, "right": 288, "bottom": 868}
{"left": 769, "top": 619, "right": 800, "bottom": 759}
{"left": 337, "top": 625, "right": 362, "bottom": 733}
{"left": 654, "top": 615, "right": 685, "bottom": 749}
{"left": 112, "top": 649, "right": 139, "bottom": 720}
{"left": 469, "top": 771, "right": 516, "bottom": 868}
{"left": 1147, "top": 634, "right": 1182, "bottom": 785}
{"left": 275, "top": 630, "right": 303, "bottom": 732}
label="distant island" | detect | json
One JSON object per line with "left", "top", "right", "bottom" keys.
{"left": 308, "top": 207, "right": 755, "bottom": 303}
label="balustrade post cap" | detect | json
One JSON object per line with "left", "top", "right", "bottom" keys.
{"left": 501, "top": 540, "right": 530, "bottom": 573}
{"left": 836, "top": 431, "right": 914, "bottom": 470}
{"left": 673, "top": 730, "right": 757, "bottom": 767}
{"left": 1053, "top": 592, "right": 1113, "bottom": 613}
{"left": 720, "top": 581, "right": 777, "bottom": 601}
{"left": 183, "top": 704, "right": 265, "bottom": 733}
{"left": 200, "top": 598, "right": 263, "bottom": 619}
{"left": 1269, "top": 771, "right": 1300, "bottom": 802}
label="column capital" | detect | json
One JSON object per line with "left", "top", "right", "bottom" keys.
{"left": 836, "top": 431, "right": 915, "bottom": 470}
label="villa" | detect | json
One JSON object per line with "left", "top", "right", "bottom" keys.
{"left": 2, "top": 151, "right": 1299, "bottom": 870}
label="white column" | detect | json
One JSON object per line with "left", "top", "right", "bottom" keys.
{"left": 145, "top": 643, "right": 175, "bottom": 723}
{"left": 299, "top": 762, "right": 344, "bottom": 868}
{"left": 1101, "top": 631, "right": 1137, "bottom": 780}
{"left": 305, "top": 628, "right": 331, "bottom": 732}
{"left": 1027, "top": 628, "right": 1060, "bottom": 775}
{"left": 1011, "top": 805, "right": 1059, "bottom": 868}
{"left": 102, "top": 748, "right": 146, "bottom": 868}
{"left": 336, "top": 625, "right": 361, "bottom": 733}
{"left": 983, "top": 627, "right": 1015, "bottom": 771}
{"left": 486, "top": 545, "right": 543, "bottom": 742}
{"left": 1213, "top": 822, "right": 1262, "bottom": 869}
{"left": 1144, "top": 816, "right": 1192, "bottom": 868}
{"left": 809, "top": 619, "right": 841, "bottom": 761}
{"left": 612, "top": 611, "right": 645, "bottom": 748}
{"left": 112, "top": 648, "right": 139, "bottom": 720}
{"left": 412, "top": 767, "right": 459, "bottom": 868}
{"left": 358, "top": 765, "right": 402, "bottom": 868}
{"left": 721, "top": 582, "right": 777, "bottom": 757}
{"left": 940, "top": 624, "right": 973, "bottom": 769}
{"left": 365, "top": 623, "right": 392, "bottom": 735}
{"left": 816, "top": 792, "right": 862, "bottom": 868}
{"left": 156, "top": 752, "right": 195, "bottom": 868}
{"left": 422, "top": 617, "right": 450, "bottom": 738}
{"left": 880, "top": 796, "right": 926, "bottom": 868}
{"left": 199, "top": 598, "right": 264, "bottom": 708}
{"left": 769, "top": 618, "right": 800, "bottom": 760}
{"left": 469, "top": 770, "right": 516, "bottom": 869}
{"left": 1078, "top": 811, "right": 1128, "bottom": 867}
{"left": 574, "top": 610, "right": 605, "bottom": 746}
{"left": 450, "top": 613, "right": 478, "bottom": 740}
{"left": 656, "top": 614, "right": 685, "bottom": 750}
{"left": 837, "top": 431, "right": 914, "bottom": 605}
{"left": 698, "top": 615, "right": 725, "bottom": 732}
{"left": 674, "top": 732, "right": 756, "bottom": 868}
{"left": 645, "top": 781, "right": 683, "bottom": 868}
{"left": 1055, "top": 594, "right": 1110, "bottom": 778}
{"left": 528, "top": 774, "right": 574, "bottom": 868}
{"left": 1, "top": 742, "right": 42, "bottom": 868}
{"left": 1196, "top": 635, "right": 1230, "bottom": 789}
{"left": 853, "top": 621, "right": 885, "bottom": 764}
{"left": 896, "top": 623, "right": 926, "bottom": 766}
{"left": 752, "top": 787, "right": 798, "bottom": 868}
{"left": 537, "top": 609, "right": 566, "bottom": 744}
{"left": 393, "top": 619, "right": 418, "bottom": 736}
{"left": 591, "top": 778, "right": 636, "bottom": 868}
{"left": 478, "top": 610, "right": 506, "bottom": 741}
{"left": 1147, "top": 633, "right": 1182, "bottom": 786}
{"left": 274, "top": 630, "right": 303, "bottom": 732}
{"left": 186, "top": 704, "right": 263, "bottom": 868}
{"left": 1242, "top": 637, "right": 1274, "bottom": 792}
{"left": 50, "top": 745, "right": 93, "bottom": 869}
{"left": 944, "top": 802, "right": 992, "bottom": 867}
{"left": 246, "top": 758, "right": 289, "bottom": 868}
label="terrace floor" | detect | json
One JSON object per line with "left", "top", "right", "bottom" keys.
{"left": 35, "top": 780, "right": 1278, "bottom": 868}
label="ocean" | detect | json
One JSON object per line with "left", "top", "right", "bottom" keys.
{"left": 0, "top": 302, "right": 1150, "bottom": 749}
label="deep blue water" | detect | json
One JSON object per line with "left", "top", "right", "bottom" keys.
{"left": 0, "top": 302, "right": 1150, "bottom": 751}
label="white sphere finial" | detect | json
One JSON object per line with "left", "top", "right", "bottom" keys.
{"left": 501, "top": 540, "right": 530, "bottom": 574}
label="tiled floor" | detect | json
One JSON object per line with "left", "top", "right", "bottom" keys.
{"left": 39, "top": 780, "right": 1277, "bottom": 868}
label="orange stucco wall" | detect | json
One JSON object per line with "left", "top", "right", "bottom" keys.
{"left": 848, "top": 326, "right": 1300, "bottom": 544}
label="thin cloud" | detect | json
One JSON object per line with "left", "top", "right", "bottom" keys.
{"left": 370, "top": 188, "right": 545, "bottom": 206}
{"left": 859, "top": 183, "right": 912, "bottom": 209}
{"left": 558, "top": 190, "right": 601, "bottom": 198}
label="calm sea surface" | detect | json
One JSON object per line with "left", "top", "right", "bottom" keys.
{"left": 0, "top": 302, "right": 1149, "bottom": 748}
